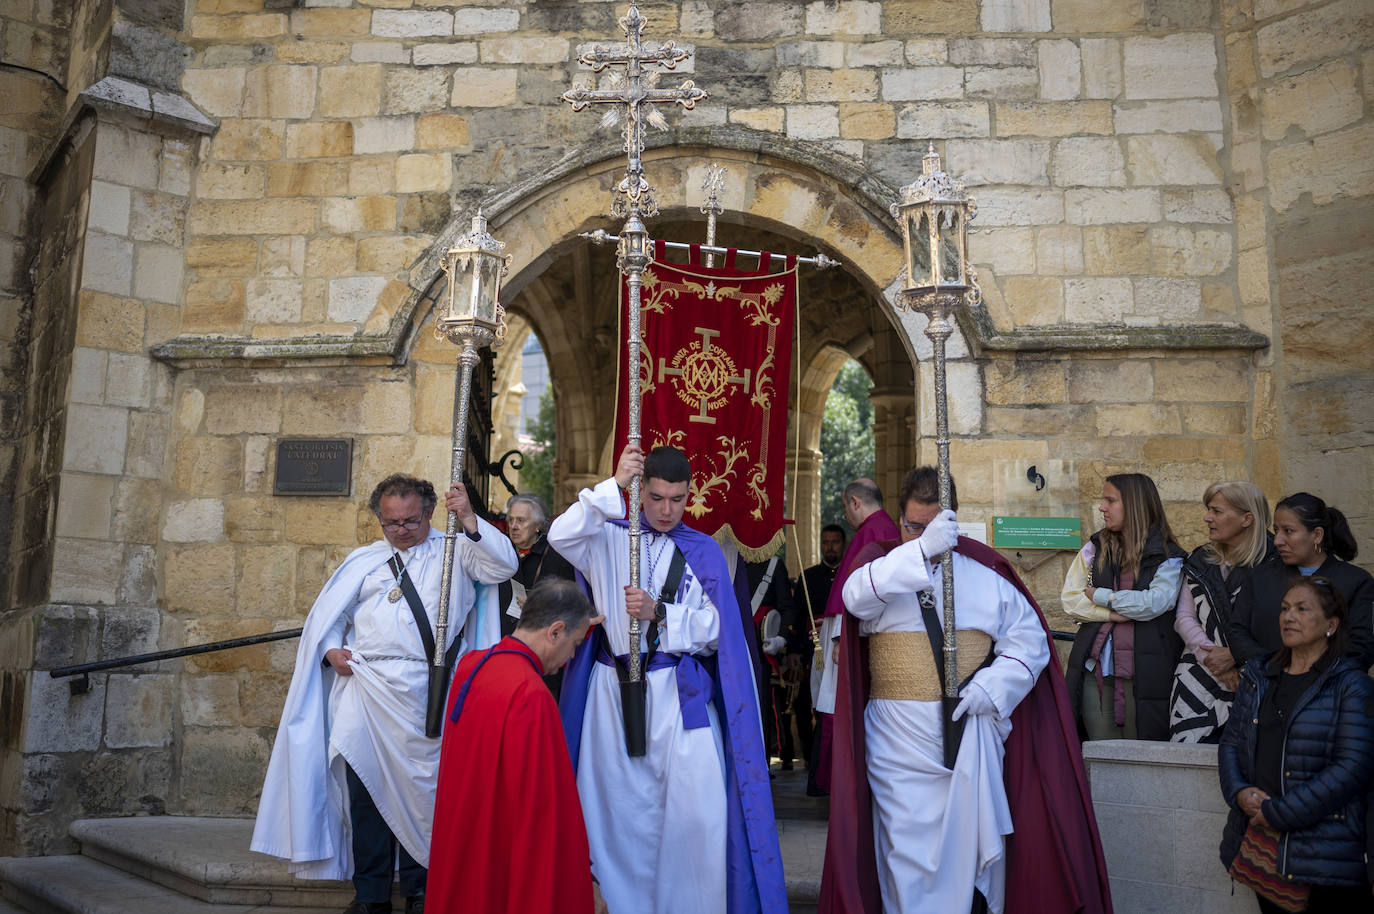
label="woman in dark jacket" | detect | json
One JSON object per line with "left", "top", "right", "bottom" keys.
{"left": 1169, "top": 481, "right": 1277, "bottom": 743}
{"left": 1230, "top": 492, "right": 1374, "bottom": 671}
{"left": 1062, "top": 473, "right": 1185, "bottom": 741}
{"left": 1219, "top": 576, "right": 1374, "bottom": 912}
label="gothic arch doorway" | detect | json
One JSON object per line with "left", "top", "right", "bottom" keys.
{"left": 428, "top": 138, "right": 924, "bottom": 569}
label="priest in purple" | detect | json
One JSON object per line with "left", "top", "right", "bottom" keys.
{"left": 812, "top": 478, "right": 899, "bottom": 791}
{"left": 551, "top": 444, "right": 787, "bottom": 914}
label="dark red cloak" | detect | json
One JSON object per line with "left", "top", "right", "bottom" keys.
{"left": 819, "top": 537, "right": 1114, "bottom": 914}
{"left": 427, "top": 637, "right": 593, "bottom": 914}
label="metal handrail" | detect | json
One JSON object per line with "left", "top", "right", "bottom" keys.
{"left": 48, "top": 628, "right": 303, "bottom": 694}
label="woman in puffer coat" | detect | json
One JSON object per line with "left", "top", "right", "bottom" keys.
{"left": 1218, "top": 576, "right": 1374, "bottom": 912}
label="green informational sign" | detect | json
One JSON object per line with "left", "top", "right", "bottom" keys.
{"left": 992, "top": 515, "right": 1082, "bottom": 550}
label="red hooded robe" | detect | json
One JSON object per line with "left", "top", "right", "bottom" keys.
{"left": 427, "top": 637, "right": 594, "bottom": 914}
{"left": 819, "top": 537, "right": 1113, "bottom": 914}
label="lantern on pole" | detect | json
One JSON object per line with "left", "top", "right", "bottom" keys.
{"left": 891, "top": 144, "right": 980, "bottom": 770}
{"left": 426, "top": 210, "right": 509, "bottom": 738}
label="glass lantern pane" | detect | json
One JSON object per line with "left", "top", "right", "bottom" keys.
{"left": 911, "top": 210, "right": 933, "bottom": 287}
{"left": 938, "top": 210, "right": 963, "bottom": 287}
{"left": 475, "top": 261, "right": 498, "bottom": 322}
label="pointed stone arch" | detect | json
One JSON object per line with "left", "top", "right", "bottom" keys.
{"left": 414, "top": 128, "right": 929, "bottom": 549}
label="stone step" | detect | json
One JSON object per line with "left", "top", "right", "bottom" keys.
{"left": 68, "top": 817, "right": 357, "bottom": 908}
{"left": 0, "top": 855, "right": 338, "bottom": 914}
{"left": 1, "top": 814, "right": 825, "bottom": 913}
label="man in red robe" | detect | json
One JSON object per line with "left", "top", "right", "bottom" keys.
{"left": 426, "top": 579, "right": 607, "bottom": 914}
{"left": 812, "top": 478, "right": 899, "bottom": 792}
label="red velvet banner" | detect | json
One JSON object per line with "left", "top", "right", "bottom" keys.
{"left": 615, "top": 242, "right": 797, "bottom": 560}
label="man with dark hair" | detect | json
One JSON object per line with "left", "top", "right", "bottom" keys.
{"left": 427, "top": 580, "right": 607, "bottom": 914}
{"left": 253, "top": 474, "right": 518, "bottom": 914}
{"left": 821, "top": 469, "right": 1111, "bottom": 914}
{"left": 550, "top": 443, "right": 787, "bottom": 914}
{"left": 793, "top": 523, "right": 846, "bottom": 791}
{"left": 813, "top": 477, "right": 899, "bottom": 793}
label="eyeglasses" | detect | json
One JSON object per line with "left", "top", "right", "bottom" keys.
{"left": 901, "top": 520, "right": 927, "bottom": 535}
{"left": 380, "top": 520, "right": 423, "bottom": 532}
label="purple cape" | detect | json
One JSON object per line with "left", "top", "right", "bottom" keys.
{"left": 560, "top": 516, "right": 788, "bottom": 914}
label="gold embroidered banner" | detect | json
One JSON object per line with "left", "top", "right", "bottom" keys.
{"left": 615, "top": 242, "right": 797, "bottom": 560}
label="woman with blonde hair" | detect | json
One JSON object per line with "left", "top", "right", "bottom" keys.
{"left": 1063, "top": 473, "right": 1186, "bottom": 741}
{"left": 1168, "top": 481, "right": 1276, "bottom": 743}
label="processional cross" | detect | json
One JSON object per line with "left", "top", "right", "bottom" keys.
{"left": 560, "top": 5, "right": 707, "bottom": 755}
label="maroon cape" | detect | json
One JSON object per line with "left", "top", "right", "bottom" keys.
{"left": 819, "top": 537, "right": 1113, "bottom": 914}
{"left": 427, "top": 637, "right": 593, "bottom": 914}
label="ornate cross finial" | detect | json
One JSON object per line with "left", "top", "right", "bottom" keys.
{"left": 561, "top": 5, "right": 708, "bottom": 217}
{"left": 699, "top": 163, "right": 726, "bottom": 266}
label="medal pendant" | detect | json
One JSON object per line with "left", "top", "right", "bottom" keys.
{"left": 388, "top": 586, "right": 403, "bottom": 603}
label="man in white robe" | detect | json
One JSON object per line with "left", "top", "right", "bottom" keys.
{"left": 549, "top": 444, "right": 787, "bottom": 914}
{"left": 838, "top": 468, "right": 1050, "bottom": 914}
{"left": 251, "top": 474, "right": 516, "bottom": 914}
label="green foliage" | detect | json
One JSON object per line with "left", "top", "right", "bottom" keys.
{"left": 819, "top": 360, "right": 875, "bottom": 531}
{"left": 520, "top": 386, "right": 556, "bottom": 507}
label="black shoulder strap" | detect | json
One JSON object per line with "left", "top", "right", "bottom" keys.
{"left": 647, "top": 545, "right": 688, "bottom": 653}
{"left": 917, "top": 590, "right": 948, "bottom": 695}
{"left": 390, "top": 555, "right": 461, "bottom": 669}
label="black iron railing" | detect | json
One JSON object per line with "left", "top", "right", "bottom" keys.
{"left": 49, "top": 628, "right": 303, "bottom": 694}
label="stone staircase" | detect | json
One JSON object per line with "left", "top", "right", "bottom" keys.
{"left": 0, "top": 770, "right": 828, "bottom": 913}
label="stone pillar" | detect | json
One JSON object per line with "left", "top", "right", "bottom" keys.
{"left": 869, "top": 385, "right": 915, "bottom": 511}
{"left": 785, "top": 446, "right": 822, "bottom": 576}
{"left": 0, "top": 82, "right": 212, "bottom": 855}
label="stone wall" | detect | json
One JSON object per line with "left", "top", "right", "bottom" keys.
{"left": 1083, "top": 740, "right": 1253, "bottom": 914}
{"left": 0, "top": 0, "right": 1370, "bottom": 855}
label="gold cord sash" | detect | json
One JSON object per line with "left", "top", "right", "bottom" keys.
{"left": 868, "top": 630, "right": 994, "bottom": 701}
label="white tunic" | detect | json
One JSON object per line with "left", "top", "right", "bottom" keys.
{"left": 842, "top": 541, "right": 1050, "bottom": 914}
{"left": 251, "top": 521, "right": 516, "bottom": 878}
{"left": 547, "top": 478, "right": 728, "bottom": 914}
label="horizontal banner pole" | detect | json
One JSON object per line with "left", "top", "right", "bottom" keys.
{"left": 581, "top": 230, "right": 840, "bottom": 270}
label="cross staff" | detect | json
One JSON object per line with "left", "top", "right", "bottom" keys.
{"left": 562, "top": 5, "right": 707, "bottom": 219}
{"left": 561, "top": 4, "right": 707, "bottom": 757}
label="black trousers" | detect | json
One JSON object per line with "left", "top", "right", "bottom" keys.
{"left": 346, "top": 763, "right": 426, "bottom": 901}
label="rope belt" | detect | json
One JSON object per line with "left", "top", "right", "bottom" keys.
{"left": 868, "top": 630, "right": 994, "bottom": 701}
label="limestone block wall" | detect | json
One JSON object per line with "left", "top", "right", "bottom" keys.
{"left": 1219, "top": 0, "right": 1374, "bottom": 543}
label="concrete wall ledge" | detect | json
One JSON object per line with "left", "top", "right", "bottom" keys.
{"left": 1082, "top": 739, "right": 1256, "bottom": 914}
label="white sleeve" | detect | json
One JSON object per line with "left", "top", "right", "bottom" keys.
{"left": 1103, "top": 558, "right": 1184, "bottom": 621}
{"left": 969, "top": 577, "right": 1052, "bottom": 720}
{"left": 840, "top": 539, "right": 932, "bottom": 620}
{"left": 659, "top": 566, "right": 720, "bottom": 655}
{"left": 455, "top": 515, "right": 519, "bottom": 583}
{"left": 1061, "top": 545, "right": 1109, "bottom": 622}
{"left": 547, "top": 477, "right": 626, "bottom": 574}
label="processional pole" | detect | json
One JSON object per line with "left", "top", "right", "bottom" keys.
{"left": 561, "top": 4, "right": 707, "bottom": 757}
{"left": 426, "top": 212, "right": 510, "bottom": 738}
{"left": 891, "top": 144, "right": 981, "bottom": 770}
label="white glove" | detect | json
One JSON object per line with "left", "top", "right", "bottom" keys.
{"left": 916, "top": 509, "right": 959, "bottom": 563}
{"left": 763, "top": 635, "right": 787, "bottom": 655}
{"left": 951, "top": 680, "right": 997, "bottom": 721}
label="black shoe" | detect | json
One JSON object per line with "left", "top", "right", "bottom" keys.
{"left": 343, "top": 901, "right": 391, "bottom": 914}
{"left": 405, "top": 896, "right": 424, "bottom": 914}
{"left": 781, "top": 760, "right": 794, "bottom": 771}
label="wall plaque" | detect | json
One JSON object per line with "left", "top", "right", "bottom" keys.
{"left": 992, "top": 515, "right": 1082, "bottom": 550}
{"left": 274, "top": 438, "right": 353, "bottom": 496}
